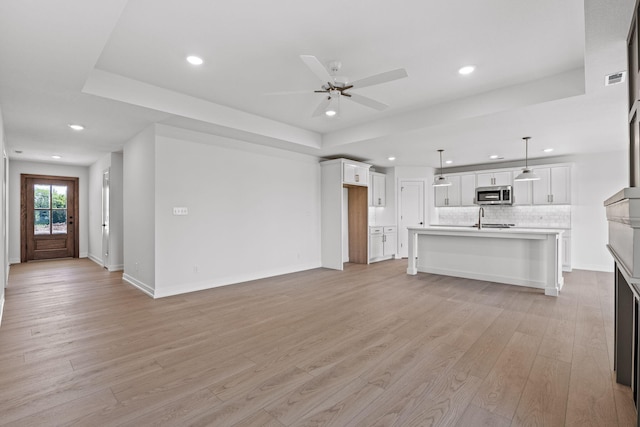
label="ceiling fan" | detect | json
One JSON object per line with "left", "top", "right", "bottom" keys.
{"left": 271, "top": 55, "right": 408, "bottom": 117}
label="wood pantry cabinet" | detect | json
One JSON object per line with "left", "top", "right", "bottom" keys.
{"left": 369, "top": 172, "right": 386, "bottom": 207}
{"left": 321, "top": 158, "right": 371, "bottom": 270}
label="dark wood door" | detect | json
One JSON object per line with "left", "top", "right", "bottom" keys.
{"left": 21, "top": 175, "right": 79, "bottom": 261}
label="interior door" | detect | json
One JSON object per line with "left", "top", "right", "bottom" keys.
{"left": 102, "top": 168, "right": 110, "bottom": 268}
{"left": 21, "top": 175, "right": 79, "bottom": 262}
{"left": 399, "top": 180, "right": 425, "bottom": 258}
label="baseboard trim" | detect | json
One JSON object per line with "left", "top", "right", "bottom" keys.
{"left": 0, "top": 295, "right": 4, "bottom": 327}
{"left": 122, "top": 273, "right": 155, "bottom": 298}
{"left": 154, "top": 262, "right": 323, "bottom": 298}
{"left": 88, "top": 254, "right": 103, "bottom": 266}
{"left": 9, "top": 257, "right": 19, "bottom": 265}
{"left": 107, "top": 264, "right": 124, "bottom": 272}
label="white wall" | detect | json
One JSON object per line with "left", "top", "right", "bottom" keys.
{"left": 0, "top": 107, "right": 6, "bottom": 324}
{"left": 571, "top": 150, "right": 627, "bottom": 271}
{"left": 109, "top": 153, "right": 123, "bottom": 271}
{"left": 153, "top": 127, "right": 321, "bottom": 297}
{"left": 122, "top": 126, "right": 156, "bottom": 295}
{"left": 88, "top": 152, "right": 123, "bottom": 271}
{"left": 8, "top": 160, "right": 89, "bottom": 264}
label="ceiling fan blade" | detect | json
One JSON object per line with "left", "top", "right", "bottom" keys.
{"left": 300, "top": 55, "right": 333, "bottom": 84}
{"left": 348, "top": 93, "right": 388, "bottom": 111}
{"left": 350, "top": 68, "right": 408, "bottom": 89}
{"left": 263, "top": 90, "right": 314, "bottom": 96}
{"left": 312, "top": 96, "right": 331, "bottom": 117}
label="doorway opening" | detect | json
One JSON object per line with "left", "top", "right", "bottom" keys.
{"left": 20, "top": 174, "right": 79, "bottom": 262}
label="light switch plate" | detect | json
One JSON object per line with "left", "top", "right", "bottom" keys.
{"left": 173, "top": 207, "right": 188, "bottom": 215}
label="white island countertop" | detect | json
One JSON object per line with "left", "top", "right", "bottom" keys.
{"left": 407, "top": 226, "right": 564, "bottom": 296}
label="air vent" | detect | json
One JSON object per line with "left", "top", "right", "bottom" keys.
{"left": 605, "top": 71, "right": 627, "bottom": 86}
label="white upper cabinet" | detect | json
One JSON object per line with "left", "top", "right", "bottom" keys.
{"left": 532, "top": 166, "right": 571, "bottom": 205}
{"left": 477, "top": 171, "right": 512, "bottom": 187}
{"left": 460, "top": 173, "right": 477, "bottom": 206}
{"left": 343, "top": 161, "right": 370, "bottom": 186}
{"left": 369, "top": 172, "right": 386, "bottom": 206}
{"left": 512, "top": 173, "right": 533, "bottom": 205}
{"left": 434, "top": 175, "right": 461, "bottom": 207}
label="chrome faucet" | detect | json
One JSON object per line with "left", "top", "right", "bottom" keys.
{"left": 478, "top": 207, "right": 484, "bottom": 229}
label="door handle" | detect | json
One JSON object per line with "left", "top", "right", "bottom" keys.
{"left": 419, "top": 222, "right": 424, "bottom": 225}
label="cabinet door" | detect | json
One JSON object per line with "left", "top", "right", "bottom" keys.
{"left": 493, "top": 171, "right": 512, "bottom": 186}
{"left": 372, "top": 174, "right": 386, "bottom": 206}
{"left": 550, "top": 166, "right": 570, "bottom": 204}
{"left": 476, "top": 173, "right": 493, "bottom": 187}
{"left": 434, "top": 185, "right": 448, "bottom": 207}
{"left": 513, "top": 173, "right": 532, "bottom": 205}
{"left": 383, "top": 231, "right": 397, "bottom": 256}
{"left": 343, "top": 163, "right": 368, "bottom": 186}
{"left": 460, "top": 174, "right": 476, "bottom": 206}
{"left": 446, "top": 175, "right": 461, "bottom": 206}
{"left": 369, "top": 233, "right": 384, "bottom": 259}
{"left": 532, "top": 167, "right": 551, "bottom": 205}
{"left": 562, "top": 233, "right": 572, "bottom": 271}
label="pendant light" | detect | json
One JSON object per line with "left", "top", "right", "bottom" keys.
{"left": 514, "top": 137, "right": 540, "bottom": 181}
{"left": 433, "top": 149, "right": 452, "bottom": 187}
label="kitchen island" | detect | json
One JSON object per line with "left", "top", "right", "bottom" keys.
{"left": 406, "top": 226, "right": 564, "bottom": 296}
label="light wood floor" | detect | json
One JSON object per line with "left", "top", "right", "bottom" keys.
{"left": 0, "top": 258, "right": 636, "bottom": 426}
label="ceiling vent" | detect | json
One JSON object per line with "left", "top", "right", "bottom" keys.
{"left": 605, "top": 71, "right": 627, "bottom": 86}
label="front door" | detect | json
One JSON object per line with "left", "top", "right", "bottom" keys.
{"left": 21, "top": 174, "right": 79, "bottom": 262}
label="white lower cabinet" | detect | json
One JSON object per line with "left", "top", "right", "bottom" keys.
{"left": 562, "top": 230, "right": 572, "bottom": 272}
{"left": 369, "top": 226, "right": 397, "bottom": 262}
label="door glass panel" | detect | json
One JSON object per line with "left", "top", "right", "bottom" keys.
{"left": 34, "top": 210, "right": 50, "bottom": 234}
{"left": 34, "top": 185, "right": 50, "bottom": 209}
{"left": 52, "top": 186, "right": 67, "bottom": 208}
{"left": 52, "top": 209, "right": 67, "bottom": 234}
{"left": 51, "top": 185, "right": 68, "bottom": 234}
{"left": 33, "top": 184, "right": 68, "bottom": 235}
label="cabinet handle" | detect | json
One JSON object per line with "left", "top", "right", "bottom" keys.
{"left": 355, "top": 174, "right": 359, "bottom": 182}
{"left": 550, "top": 194, "right": 554, "bottom": 203}
{"left": 378, "top": 198, "right": 381, "bottom": 205}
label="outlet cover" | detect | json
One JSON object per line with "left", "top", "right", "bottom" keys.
{"left": 173, "top": 207, "right": 188, "bottom": 215}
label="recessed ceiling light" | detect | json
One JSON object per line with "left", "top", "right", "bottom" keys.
{"left": 325, "top": 109, "right": 337, "bottom": 117}
{"left": 68, "top": 124, "right": 84, "bottom": 131}
{"left": 51, "top": 155, "right": 61, "bottom": 159}
{"left": 445, "top": 160, "right": 453, "bottom": 164}
{"left": 543, "top": 148, "right": 554, "bottom": 153}
{"left": 489, "top": 154, "right": 499, "bottom": 159}
{"left": 458, "top": 65, "right": 475, "bottom": 75}
{"left": 186, "top": 55, "right": 203, "bottom": 65}
{"left": 388, "top": 156, "right": 396, "bottom": 161}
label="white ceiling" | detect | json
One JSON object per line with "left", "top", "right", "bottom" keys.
{"left": 0, "top": 0, "right": 634, "bottom": 168}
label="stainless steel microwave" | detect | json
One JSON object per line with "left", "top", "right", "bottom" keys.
{"left": 475, "top": 185, "right": 513, "bottom": 205}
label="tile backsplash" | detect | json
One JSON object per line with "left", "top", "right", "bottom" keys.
{"left": 435, "top": 205, "right": 571, "bottom": 229}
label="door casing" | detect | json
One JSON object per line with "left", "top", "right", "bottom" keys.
{"left": 20, "top": 174, "right": 79, "bottom": 262}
